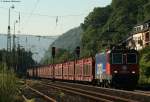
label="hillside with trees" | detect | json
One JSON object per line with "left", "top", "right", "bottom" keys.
{"left": 80, "top": 0, "right": 150, "bottom": 83}
{"left": 81, "top": 0, "right": 150, "bottom": 56}
{"left": 41, "top": 27, "right": 82, "bottom": 64}
{"left": 51, "top": 26, "right": 82, "bottom": 51}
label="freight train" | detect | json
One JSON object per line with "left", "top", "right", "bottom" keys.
{"left": 27, "top": 45, "right": 139, "bottom": 89}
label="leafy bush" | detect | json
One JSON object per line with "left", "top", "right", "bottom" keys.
{"left": 139, "top": 46, "right": 150, "bottom": 84}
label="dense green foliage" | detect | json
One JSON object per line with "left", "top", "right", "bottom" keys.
{"left": 139, "top": 46, "right": 150, "bottom": 84}
{"left": 0, "top": 47, "right": 35, "bottom": 75}
{"left": 81, "top": 0, "right": 150, "bottom": 56}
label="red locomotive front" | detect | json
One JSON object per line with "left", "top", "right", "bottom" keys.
{"left": 110, "top": 48, "right": 139, "bottom": 89}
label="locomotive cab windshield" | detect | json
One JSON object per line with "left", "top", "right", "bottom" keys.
{"left": 111, "top": 53, "right": 123, "bottom": 64}
{"left": 126, "top": 53, "right": 137, "bottom": 64}
{"left": 111, "top": 53, "right": 138, "bottom": 64}
{"left": 110, "top": 45, "right": 138, "bottom": 65}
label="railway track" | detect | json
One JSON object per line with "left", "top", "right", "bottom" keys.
{"left": 40, "top": 83, "right": 138, "bottom": 102}
{"left": 135, "top": 90, "right": 150, "bottom": 95}
{"left": 26, "top": 80, "right": 149, "bottom": 102}
{"left": 21, "top": 84, "right": 56, "bottom": 102}
{"left": 41, "top": 80, "right": 150, "bottom": 102}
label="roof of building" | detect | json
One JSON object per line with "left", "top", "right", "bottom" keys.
{"left": 134, "top": 19, "right": 150, "bottom": 27}
{"left": 144, "top": 19, "right": 150, "bottom": 23}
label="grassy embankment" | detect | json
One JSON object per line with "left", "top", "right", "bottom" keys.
{"left": 0, "top": 63, "right": 23, "bottom": 102}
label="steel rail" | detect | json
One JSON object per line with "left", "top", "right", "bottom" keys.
{"left": 18, "top": 89, "right": 28, "bottom": 102}
{"left": 26, "top": 85, "right": 57, "bottom": 102}
{"left": 134, "top": 90, "right": 150, "bottom": 96}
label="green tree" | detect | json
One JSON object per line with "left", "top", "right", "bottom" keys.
{"left": 144, "top": 3, "right": 150, "bottom": 21}
{"left": 140, "top": 47, "right": 150, "bottom": 78}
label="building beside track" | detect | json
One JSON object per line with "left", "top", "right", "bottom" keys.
{"left": 126, "top": 20, "right": 150, "bottom": 50}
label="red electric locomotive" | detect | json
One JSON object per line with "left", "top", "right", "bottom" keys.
{"left": 95, "top": 46, "right": 139, "bottom": 89}
{"left": 111, "top": 47, "right": 139, "bottom": 89}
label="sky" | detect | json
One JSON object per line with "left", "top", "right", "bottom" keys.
{"left": 0, "top": 0, "right": 112, "bottom": 36}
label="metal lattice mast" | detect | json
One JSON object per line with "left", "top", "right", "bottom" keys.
{"left": 13, "top": 20, "right": 18, "bottom": 51}
{"left": 7, "top": 7, "right": 11, "bottom": 52}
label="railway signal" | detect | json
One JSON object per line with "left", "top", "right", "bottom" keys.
{"left": 51, "top": 47, "right": 55, "bottom": 81}
{"left": 52, "top": 47, "right": 55, "bottom": 58}
{"left": 75, "top": 46, "right": 80, "bottom": 58}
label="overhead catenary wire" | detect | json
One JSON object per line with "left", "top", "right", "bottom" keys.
{"left": 0, "top": 5, "right": 86, "bottom": 30}
{"left": 0, "top": 6, "right": 87, "bottom": 18}
{"left": 0, "top": 5, "right": 87, "bottom": 35}
{"left": 24, "top": 0, "right": 40, "bottom": 26}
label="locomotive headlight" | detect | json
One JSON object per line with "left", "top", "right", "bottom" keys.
{"left": 132, "top": 71, "right": 135, "bottom": 74}
{"left": 114, "top": 70, "right": 118, "bottom": 74}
